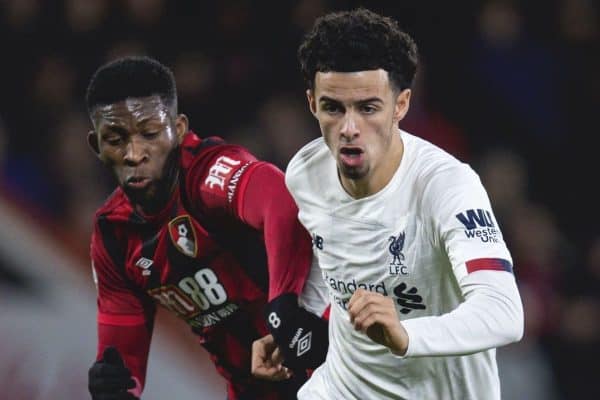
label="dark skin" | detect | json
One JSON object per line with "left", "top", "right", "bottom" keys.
{"left": 87, "top": 95, "right": 188, "bottom": 214}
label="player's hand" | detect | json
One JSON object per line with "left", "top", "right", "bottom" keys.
{"left": 251, "top": 334, "right": 293, "bottom": 381}
{"left": 348, "top": 289, "right": 409, "bottom": 356}
{"left": 88, "top": 346, "right": 138, "bottom": 400}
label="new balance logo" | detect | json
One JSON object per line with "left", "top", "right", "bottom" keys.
{"left": 393, "top": 282, "right": 426, "bottom": 314}
{"left": 135, "top": 257, "right": 153, "bottom": 276}
{"left": 456, "top": 209, "right": 495, "bottom": 230}
{"left": 312, "top": 233, "right": 324, "bottom": 250}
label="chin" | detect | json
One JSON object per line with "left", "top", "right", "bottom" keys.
{"left": 340, "top": 167, "right": 367, "bottom": 181}
{"left": 122, "top": 188, "right": 149, "bottom": 206}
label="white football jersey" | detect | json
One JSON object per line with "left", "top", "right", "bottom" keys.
{"left": 286, "top": 130, "right": 523, "bottom": 400}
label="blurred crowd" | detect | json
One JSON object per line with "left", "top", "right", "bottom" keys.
{"left": 0, "top": 1, "right": 598, "bottom": 399}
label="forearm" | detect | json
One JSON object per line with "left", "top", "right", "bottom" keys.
{"left": 238, "top": 163, "right": 329, "bottom": 368}
{"left": 97, "top": 319, "right": 152, "bottom": 395}
{"left": 402, "top": 271, "right": 523, "bottom": 357}
{"left": 240, "top": 162, "right": 313, "bottom": 299}
{"left": 266, "top": 293, "right": 329, "bottom": 369}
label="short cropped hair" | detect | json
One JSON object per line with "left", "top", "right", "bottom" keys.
{"left": 85, "top": 56, "right": 177, "bottom": 114}
{"left": 298, "top": 8, "right": 418, "bottom": 92}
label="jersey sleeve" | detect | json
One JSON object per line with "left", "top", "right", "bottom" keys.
{"left": 186, "top": 145, "right": 260, "bottom": 218}
{"left": 240, "top": 162, "right": 317, "bottom": 302}
{"left": 91, "top": 220, "right": 155, "bottom": 393}
{"left": 400, "top": 165, "right": 523, "bottom": 357}
{"left": 186, "top": 146, "right": 319, "bottom": 303}
{"left": 431, "top": 165, "right": 513, "bottom": 280}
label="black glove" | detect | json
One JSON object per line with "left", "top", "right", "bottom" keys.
{"left": 88, "top": 346, "right": 138, "bottom": 400}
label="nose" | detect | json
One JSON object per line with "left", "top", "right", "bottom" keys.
{"left": 340, "top": 112, "right": 359, "bottom": 141}
{"left": 124, "top": 137, "right": 148, "bottom": 166}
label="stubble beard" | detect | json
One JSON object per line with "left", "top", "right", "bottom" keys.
{"left": 121, "top": 146, "right": 180, "bottom": 214}
{"left": 338, "top": 159, "right": 369, "bottom": 181}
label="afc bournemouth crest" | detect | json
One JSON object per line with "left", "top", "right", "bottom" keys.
{"left": 388, "top": 231, "right": 408, "bottom": 276}
{"left": 168, "top": 215, "right": 197, "bottom": 258}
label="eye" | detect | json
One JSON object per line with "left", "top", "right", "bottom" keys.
{"left": 361, "top": 104, "right": 378, "bottom": 114}
{"left": 104, "top": 136, "right": 122, "bottom": 146}
{"left": 322, "top": 103, "right": 342, "bottom": 114}
{"left": 143, "top": 131, "right": 160, "bottom": 139}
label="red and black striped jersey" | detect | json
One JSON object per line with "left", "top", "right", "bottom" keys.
{"left": 91, "top": 131, "right": 315, "bottom": 399}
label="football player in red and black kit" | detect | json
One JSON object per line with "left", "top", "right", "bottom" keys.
{"left": 85, "top": 56, "right": 329, "bottom": 400}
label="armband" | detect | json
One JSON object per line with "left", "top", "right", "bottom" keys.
{"left": 266, "top": 293, "right": 328, "bottom": 370}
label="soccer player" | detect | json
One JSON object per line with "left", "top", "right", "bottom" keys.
{"left": 85, "top": 56, "right": 329, "bottom": 400}
{"left": 254, "top": 8, "right": 524, "bottom": 399}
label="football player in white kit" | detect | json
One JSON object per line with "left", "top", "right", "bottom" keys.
{"left": 252, "top": 7, "right": 524, "bottom": 400}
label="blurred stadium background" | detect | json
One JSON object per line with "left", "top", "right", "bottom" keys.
{"left": 0, "top": 1, "right": 597, "bottom": 399}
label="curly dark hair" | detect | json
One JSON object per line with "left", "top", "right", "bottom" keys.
{"left": 85, "top": 56, "right": 177, "bottom": 115}
{"left": 298, "top": 8, "right": 418, "bottom": 92}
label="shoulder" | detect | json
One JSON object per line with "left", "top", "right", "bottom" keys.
{"left": 285, "top": 137, "right": 330, "bottom": 195}
{"left": 286, "top": 137, "right": 328, "bottom": 173}
{"left": 93, "top": 187, "right": 132, "bottom": 225}
{"left": 403, "top": 133, "right": 484, "bottom": 217}
{"left": 180, "top": 131, "right": 258, "bottom": 172}
{"left": 181, "top": 131, "right": 268, "bottom": 214}
{"left": 91, "top": 189, "right": 131, "bottom": 269}
{"left": 404, "top": 131, "right": 477, "bottom": 194}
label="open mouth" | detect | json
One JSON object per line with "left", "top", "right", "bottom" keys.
{"left": 340, "top": 147, "right": 363, "bottom": 157}
{"left": 126, "top": 176, "right": 151, "bottom": 189}
{"left": 339, "top": 146, "right": 364, "bottom": 167}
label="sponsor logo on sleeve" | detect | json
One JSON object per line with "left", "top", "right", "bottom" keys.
{"left": 204, "top": 155, "right": 241, "bottom": 190}
{"left": 226, "top": 161, "right": 251, "bottom": 203}
{"left": 456, "top": 208, "right": 500, "bottom": 243}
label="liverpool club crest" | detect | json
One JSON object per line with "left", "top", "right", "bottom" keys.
{"left": 388, "top": 231, "right": 408, "bottom": 275}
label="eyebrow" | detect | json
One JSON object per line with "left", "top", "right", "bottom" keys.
{"left": 136, "top": 116, "right": 164, "bottom": 127}
{"left": 356, "top": 97, "right": 383, "bottom": 106}
{"left": 318, "top": 96, "right": 340, "bottom": 103}
{"left": 318, "top": 96, "right": 383, "bottom": 105}
{"left": 102, "top": 125, "right": 128, "bottom": 136}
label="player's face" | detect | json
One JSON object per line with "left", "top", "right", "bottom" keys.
{"left": 88, "top": 95, "right": 188, "bottom": 212}
{"left": 307, "top": 70, "right": 411, "bottom": 196}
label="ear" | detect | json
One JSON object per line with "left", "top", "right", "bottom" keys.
{"left": 87, "top": 130, "right": 101, "bottom": 157}
{"left": 306, "top": 89, "right": 317, "bottom": 118}
{"left": 175, "top": 114, "right": 189, "bottom": 144}
{"left": 393, "top": 89, "right": 412, "bottom": 125}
